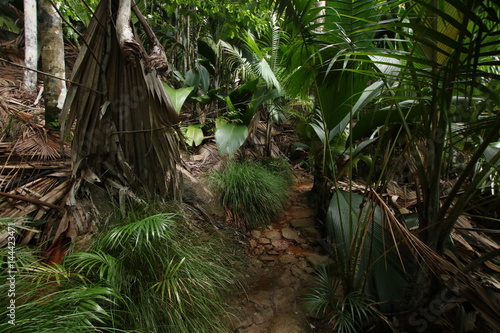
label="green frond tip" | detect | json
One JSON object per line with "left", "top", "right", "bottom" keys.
{"left": 100, "top": 213, "right": 177, "bottom": 251}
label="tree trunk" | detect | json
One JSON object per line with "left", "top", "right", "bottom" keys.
{"left": 23, "top": 0, "right": 38, "bottom": 92}
{"left": 38, "top": 0, "right": 67, "bottom": 129}
{"left": 59, "top": 0, "right": 182, "bottom": 238}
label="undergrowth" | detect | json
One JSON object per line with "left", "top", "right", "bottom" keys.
{"left": 0, "top": 204, "right": 242, "bottom": 333}
{"left": 210, "top": 158, "right": 293, "bottom": 229}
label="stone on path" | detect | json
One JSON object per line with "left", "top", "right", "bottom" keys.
{"left": 304, "top": 252, "right": 330, "bottom": 267}
{"left": 228, "top": 171, "right": 327, "bottom": 332}
{"left": 281, "top": 227, "right": 304, "bottom": 243}
{"left": 279, "top": 253, "right": 298, "bottom": 264}
{"left": 263, "top": 229, "right": 282, "bottom": 240}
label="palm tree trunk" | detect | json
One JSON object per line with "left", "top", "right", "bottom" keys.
{"left": 58, "top": 0, "right": 182, "bottom": 237}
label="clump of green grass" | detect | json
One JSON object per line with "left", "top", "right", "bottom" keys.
{"left": 0, "top": 217, "right": 116, "bottom": 333}
{"left": 210, "top": 158, "right": 293, "bottom": 229}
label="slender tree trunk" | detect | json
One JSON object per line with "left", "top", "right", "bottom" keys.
{"left": 38, "top": 0, "right": 67, "bottom": 129}
{"left": 23, "top": 0, "right": 38, "bottom": 92}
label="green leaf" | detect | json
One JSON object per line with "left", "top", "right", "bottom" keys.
{"left": 162, "top": 83, "right": 194, "bottom": 114}
{"left": 183, "top": 125, "right": 204, "bottom": 147}
{"left": 215, "top": 121, "right": 248, "bottom": 156}
{"left": 0, "top": 15, "right": 19, "bottom": 34}
{"left": 351, "top": 100, "right": 420, "bottom": 141}
{"left": 197, "top": 63, "right": 211, "bottom": 94}
{"left": 185, "top": 64, "right": 211, "bottom": 94}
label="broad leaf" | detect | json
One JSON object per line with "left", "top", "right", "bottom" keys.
{"left": 183, "top": 125, "right": 204, "bottom": 147}
{"left": 215, "top": 122, "right": 248, "bottom": 156}
{"left": 162, "top": 84, "right": 194, "bottom": 114}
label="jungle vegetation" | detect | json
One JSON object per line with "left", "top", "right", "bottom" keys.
{"left": 0, "top": 0, "right": 499, "bottom": 332}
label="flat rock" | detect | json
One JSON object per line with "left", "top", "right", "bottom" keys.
{"left": 263, "top": 229, "right": 282, "bottom": 240}
{"left": 259, "top": 237, "right": 271, "bottom": 244}
{"left": 281, "top": 227, "right": 302, "bottom": 242}
{"left": 279, "top": 254, "right": 298, "bottom": 265}
{"left": 250, "top": 230, "right": 262, "bottom": 238}
{"left": 271, "top": 239, "right": 292, "bottom": 250}
{"left": 268, "top": 314, "right": 312, "bottom": 333}
{"left": 287, "top": 208, "right": 317, "bottom": 219}
{"left": 247, "top": 290, "right": 272, "bottom": 306}
{"left": 278, "top": 268, "right": 300, "bottom": 289}
{"left": 272, "top": 287, "right": 297, "bottom": 310}
{"left": 303, "top": 252, "right": 330, "bottom": 267}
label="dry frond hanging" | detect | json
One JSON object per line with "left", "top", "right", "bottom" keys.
{"left": 61, "top": 0, "right": 182, "bottom": 200}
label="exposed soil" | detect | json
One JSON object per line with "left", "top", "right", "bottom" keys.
{"left": 227, "top": 170, "right": 330, "bottom": 333}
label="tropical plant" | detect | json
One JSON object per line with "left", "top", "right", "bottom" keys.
{"left": 0, "top": 217, "right": 116, "bottom": 333}
{"left": 66, "top": 206, "right": 241, "bottom": 332}
{"left": 305, "top": 266, "right": 378, "bottom": 333}
{"left": 213, "top": 18, "right": 288, "bottom": 156}
{"left": 210, "top": 158, "right": 293, "bottom": 229}
{"left": 58, "top": 0, "right": 183, "bottom": 241}
{"left": 277, "top": 0, "right": 500, "bottom": 331}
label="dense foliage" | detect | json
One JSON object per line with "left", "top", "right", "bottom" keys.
{"left": 0, "top": 209, "right": 241, "bottom": 332}
{"left": 1, "top": 0, "right": 499, "bottom": 331}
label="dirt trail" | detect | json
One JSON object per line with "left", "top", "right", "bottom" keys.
{"left": 229, "top": 172, "right": 330, "bottom": 333}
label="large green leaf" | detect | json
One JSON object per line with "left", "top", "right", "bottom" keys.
{"left": 351, "top": 100, "right": 421, "bottom": 141}
{"left": 214, "top": 122, "right": 249, "bottom": 156}
{"left": 185, "top": 63, "right": 211, "bottom": 94}
{"left": 162, "top": 83, "right": 195, "bottom": 114}
{"left": 183, "top": 125, "right": 204, "bottom": 147}
{"left": 326, "top": 190, "right": 409, "bottom": 308}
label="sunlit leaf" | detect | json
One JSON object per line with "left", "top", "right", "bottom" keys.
{"left": 214, "top": 122, "right": 248, "bottom": 156}
{"left": 183, "top": 125, "right": 205, "bottom": 147}
{"left": 162, "top": 83, "right": 195, "bottom": 114}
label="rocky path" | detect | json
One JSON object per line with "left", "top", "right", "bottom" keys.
{"left": 229, "top": 174, "right": 330, "bottom": 333}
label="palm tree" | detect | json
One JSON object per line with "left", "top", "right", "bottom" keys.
{"left": 60, "top": 0, "right": 182, "bottom": 234}
{"left": 276, "top": 0, "right": 500, "bottom": 331}
{"left": 215, "top": 16, "right": 287, "bottom": 156}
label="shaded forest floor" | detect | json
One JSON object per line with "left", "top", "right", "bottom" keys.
{"left": 1, "top": 50, "right": 500, "bottom": 332}
{"left": 228, "top": 172, "right": 325, "bottom": 333}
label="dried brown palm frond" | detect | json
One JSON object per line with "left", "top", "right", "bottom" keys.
{"left": 12, "top": 127, "right": 66, "bottom": 160}
{"left": 0, "top": 85, "right": 42, "bottom": 140}
{"left": 61, "top": 0, "right": 182, "bottom": 202}
{"left": 369, "top": 190, "right": 500, "bottom": 331}
{"left": 0, "top": 87, "right": 70, "bottom": 249}
{"left": 1, "top": 93, "right": 68, "bottom": 160}
{"left": 0, "top": 167, "right": 70, "bottom": 247}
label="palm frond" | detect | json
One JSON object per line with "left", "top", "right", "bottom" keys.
{"left": 99, "top": 213, "right": 176, "bottom": 251}
{"left": 61, "top": 0, "right": 182, "bottom": 199}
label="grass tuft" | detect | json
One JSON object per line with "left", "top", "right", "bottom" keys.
{"left": 0, "top": 207, "right": 242, "bottom": 333}
{"left": 210, "top": 158, "right": 293, "bottom": 229}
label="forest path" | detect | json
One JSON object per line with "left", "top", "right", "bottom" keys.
{"left": 229, "top": 170, "right": 330, "bottom": 333}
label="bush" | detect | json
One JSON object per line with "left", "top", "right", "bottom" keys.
{"left": 0, "top": 208, "right": 241, "bottom": 333}
{"left": 210, "top": 158, "right": 293, "bottom": 229}
{"left": 67, "top": 207, "right": 241, "bottom": 333}
{"left": 305, "top": 266, "right": 377, "bottom": 333}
